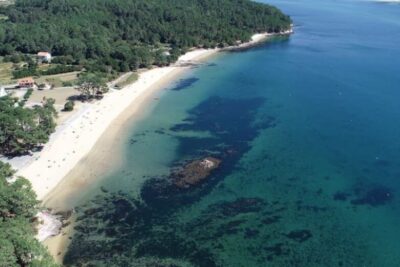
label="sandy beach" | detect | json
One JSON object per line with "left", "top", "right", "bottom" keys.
{"left": 14, "top": 48, "right": 218, "bottom": 200}
{"left": 6, "top": 31, "right": 292, "bottom": 262}
{"left": 13, "top": 32, "right": 291, "bottom": 201}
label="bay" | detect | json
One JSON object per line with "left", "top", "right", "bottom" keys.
{"left": 63, "top": 0, "right": 400, "bottom": 266}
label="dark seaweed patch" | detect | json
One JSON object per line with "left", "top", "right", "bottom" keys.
{"left": 64, "top": 192, "right": 218, "bottom": 267}
{"left": 216, "top": 219, "right": 245, "bottom": 236}
{"left": 224, "top": 219, "right": 246, "bottom": 229}
{"left": 264, "top": 243, "right": 289, "bottom": 260}
{"left": 170, "top": 96, "right": 271, "bottom": 156}
{"left": 186, "top": 198, "right": 266, "bottom": 241}
{"left": 64, "top": 96, "right": 272, "bottom": 266}
{"left": 262, "top": 215, "right": 281, "bottom": 225}
{"left": 209, "top": 198, "right": 266, "bottom": 217}
{"left": 333, "top": 191, "right": 351, "bottom": 201}
{"left": 297, "top": 205, "right": 327, "bottom": 213}
{"left": 351, "top": 185, "right": 393, "bottom": 207}
{"left": 154, "top": 129, "right": 166, "bottom": 135}
{"left": 141, "top": 96, "right": 271, "bottom": 210}
{"left": 170, "top": 77, "right": 199, "bottom": 91}
{"left": 244, "top": 228, "right": 260, "bottom": 239}
{"left": 285, "top": 230, "right": 312, "bottom": 243}
{"left": 129, "top": 138, "right": 138, "bottom": 145}
{"left": 135, "top": 232, "right": 217, "bottom": 267}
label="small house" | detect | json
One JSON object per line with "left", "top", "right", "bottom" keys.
{"left": 18, "top": 77, "right": 35, "bottom": 88}
{"left": 37, "top": 52, "right": 52, "bottom": 63}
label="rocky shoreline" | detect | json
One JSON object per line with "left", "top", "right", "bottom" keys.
{"left": 36, "top": 209, "right": 73, "bottom": 242}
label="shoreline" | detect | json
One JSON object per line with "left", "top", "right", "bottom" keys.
{"left": 13, "top": 30, "right": 292, "bottom": 201}
{"left": 10, "top": 30, "right": 292, "bottom": 263}
{"left": 41, "top": 58, "right": 203, "bottom": 262}
{"left": 14, "top": 48, "right": 218, "bottom": 200}
{"left": 41, "top": 54, "right": 210, "bottom": 207}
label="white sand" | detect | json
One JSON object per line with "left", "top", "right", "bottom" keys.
{"left": 14, "top": 32, "right": 291, "bottom": 200}
{"left": 15, "top": 49, "right": 217, "bottom": 200}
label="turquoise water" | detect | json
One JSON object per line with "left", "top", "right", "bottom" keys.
{"left": 64, "top": 0, "right": 400, "bottom": 266}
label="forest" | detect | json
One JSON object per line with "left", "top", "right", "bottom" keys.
{"left": 0, "top": 1, "right": 290, "bottom": 266}
{"left": 0, "top": 0, "right": 291, "bottom": 73}
{"left": 0, "top": 161, "right": 57, "bottom": 267}
{"left": 0, "top": 96, "right": 57, "bottom": 156}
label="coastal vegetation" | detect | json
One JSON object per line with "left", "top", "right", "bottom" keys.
{"left": 0, "top": 161, "right": 57, "bottom": 266}
{"left": 0, "top": 0, "right": 291, "bottom": 75}
{"left": 76, "top": 72, "right": 108, "bottom": 100}
{"left": 12, "top": 62, "right": 82, "bottom": 79}
{"left": 0, "top": 1, "right": 291, "bottom": 265}
{"left": 63, "top": 100, "right": 74, "bottom": 112}
{"left": 114, "top": 73, "right": 139, "bottom": 89}
{"left": 0, "top": 96, "right": 57, "bottom": 156}
{"left": 18, "top": 87, "right": 32, "bottom": 106}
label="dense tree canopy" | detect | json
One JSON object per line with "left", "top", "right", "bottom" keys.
{"left": 0, "top": 96, "right": 57, "bottom": 156}
{"left": 0, "top": 161, "right": 57, "bottom": 267}
{"left": 0, "top": 0, "right": 291, "bottom": 73}
{"left": 76, "top": 72, "right": 109, "bottom": 100}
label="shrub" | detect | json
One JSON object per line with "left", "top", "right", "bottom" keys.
{"left": 62, "top": 81, "right": 74, "bottom": 87}
{"left": 40, "top": 65, "right": 81, "bottom": 76}
{"left": 12, "top": 66, "right": 38, "bottom": 79}
{"left": 63, "top": 100, "right": 75, "bottom": 112}
{"left": 19, "top": 88, "right": 34, "bottom": 106}
{"left": 23, "top": 88, "right": 33, "bottom": 100}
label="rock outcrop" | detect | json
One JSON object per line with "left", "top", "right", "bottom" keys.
{"left": 172, "top": 157, "right": 221, "bottom": 188}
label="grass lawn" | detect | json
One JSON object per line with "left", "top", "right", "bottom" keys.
{"left": 37, "top": 63, "right": 54, "bottom": 72}
{"left": 0, "top": 59, "right": 81, "bottom": 87}
{"left": 36, "top": 71, "right": 81, "bottom": 87}
{"left": 114, "top": 72, "right": 139, "bottom": 89}
{"left": 0, "top": 61, "right": 14, "bottom": 84}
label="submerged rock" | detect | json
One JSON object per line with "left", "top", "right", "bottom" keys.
{"left": 264, "top": 243, "right": 289, "bottom": 259}
{"left": 172, "top": 157, "right": 221, "bottom": 188}
{"left": 64, "top": 96, "right": 272, "bottom": 266}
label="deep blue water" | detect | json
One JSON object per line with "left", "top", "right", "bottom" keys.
{"left": 64, "top": 0, "right": 400, "bottom": 266}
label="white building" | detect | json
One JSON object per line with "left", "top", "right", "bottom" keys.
{"left": 37, "top": 52, "right": 52, "bottom": 63}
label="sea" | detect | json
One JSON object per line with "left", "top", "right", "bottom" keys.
{"left": 62, "top": 0, "right": 400, "bottom": 266}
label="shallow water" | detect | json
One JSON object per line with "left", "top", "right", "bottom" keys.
{"left": 63, "top": 0, "right": 400, "bottom": 266}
